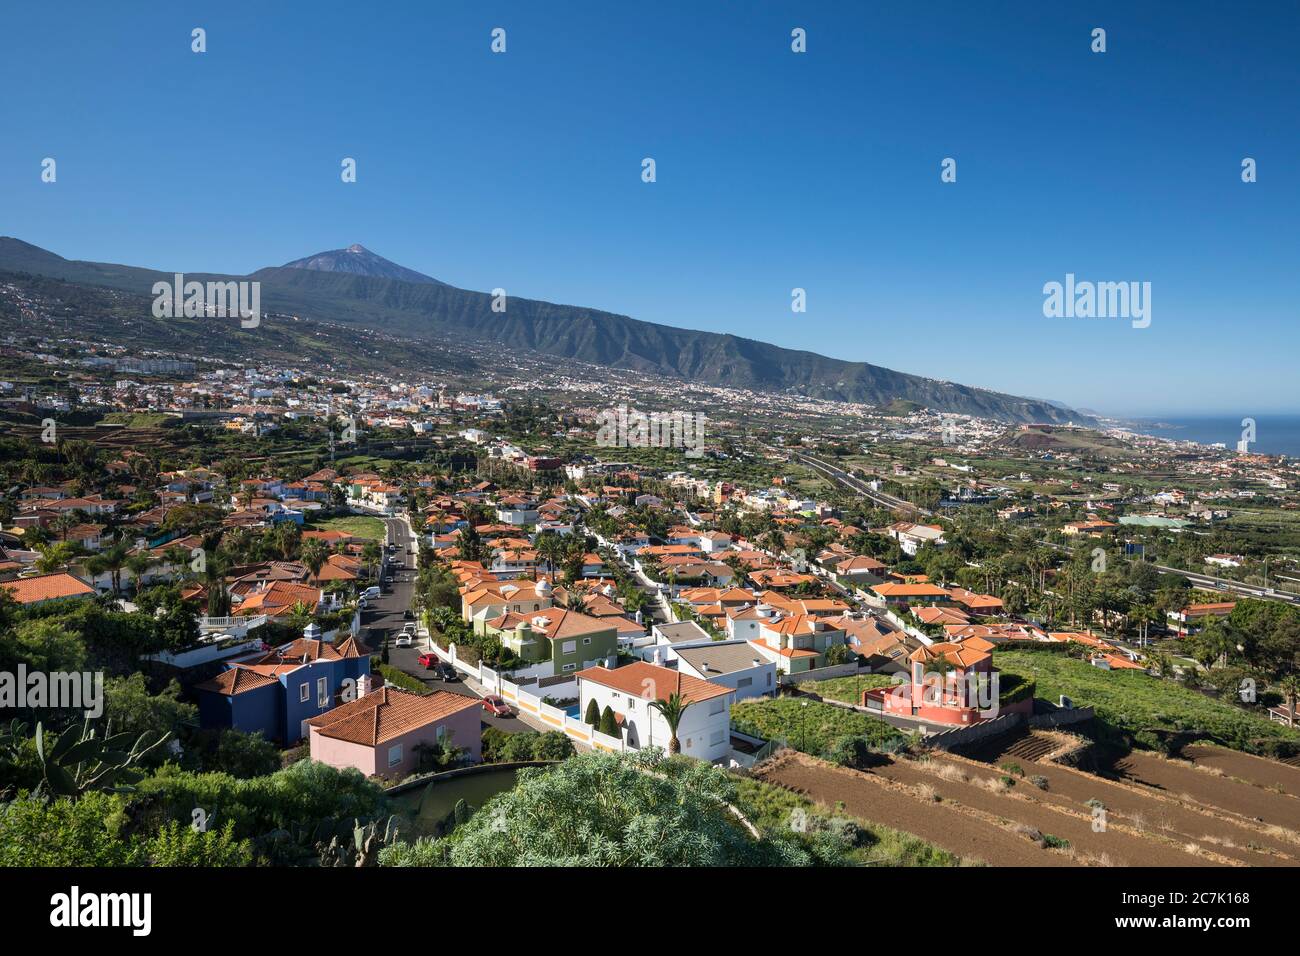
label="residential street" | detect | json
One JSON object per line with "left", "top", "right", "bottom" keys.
{"left": 364, "top": 514, "right": 532, "bottom": 735}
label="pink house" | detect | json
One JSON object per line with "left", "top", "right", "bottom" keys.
{"left": 307, "top": 686, "right": 483, "bottom": 780}
{"left": 864, "top": 642, "right": 1032, "bottom": 726}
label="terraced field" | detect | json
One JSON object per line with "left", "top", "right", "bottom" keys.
{"left": 753, "top": 729, "right": 1300, "bottom": 867}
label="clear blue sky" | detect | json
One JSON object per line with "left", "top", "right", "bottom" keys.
{"left": 2, "top": 1, "right": 1296, "bottom": 416}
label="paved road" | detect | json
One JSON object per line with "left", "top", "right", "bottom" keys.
{"left": 789, "top": 451, "right": 930, "bottom": 516}
{"left": 369, "top": 515, "right": 530, "bottom": 735}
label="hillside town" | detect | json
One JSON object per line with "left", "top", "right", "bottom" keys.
{"left": 2, "top": 334, "right": 1300, "bottom": 878}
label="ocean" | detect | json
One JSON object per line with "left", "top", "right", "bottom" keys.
{"left": 1126, "top": 415, "right": 1300, "bottom": 457}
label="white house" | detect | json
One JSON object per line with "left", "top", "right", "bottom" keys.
{"left": 673, "top": 644, "right": 775, "bottom": 701}
{"left": 575, "top": 661, "right": 734, "bottom": 763}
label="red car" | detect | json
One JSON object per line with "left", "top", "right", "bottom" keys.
{"left": 481, "top": 695, "right": 513, "bottom": 717}
{"left": 417, "top": 652, "right": 438, "bottom": 669}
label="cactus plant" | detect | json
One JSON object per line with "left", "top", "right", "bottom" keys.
{"left": 0, "top": 718, "right": 170, "bottom": 798}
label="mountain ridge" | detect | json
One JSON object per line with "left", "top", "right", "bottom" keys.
{"left": 0, "top": 237, "right": 1090, "bottom": 424}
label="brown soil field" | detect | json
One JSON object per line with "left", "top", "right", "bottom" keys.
{"left": 875, "top": 753, "right": 1228, "bottom": 867}
{"left": 918, "top": 751, "right": 1296, "bottom": 865}
{"left": 758, "top": 729, "right": 1300, "bottom": 867}
{"left": 756, "top": 751, "right": 1080, "bottom": 866}
{"left": 1112, "top": 751, "right": 1300, "bottom": 832}
{"left": 1181, "top": 744, "right": 1300, "bottom": 793}
{"left": 959, "top": 731, "right": 1300, "bottom": 864}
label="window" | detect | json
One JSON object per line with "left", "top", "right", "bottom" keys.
{"left": 737, "top": 677, "right": 753, "bottom": 688}
{"left": 299, "top": 683, "right": 309, "bottom": 702}
{"left": 562, "top": 640, "right": 576, "bottom": 654}
{"left": 767, "top": 672, "right": 773, "bottom": 687}
{"left": 582, "top": 637, "right": 592, "bottom": 645}
{"left": 435, "top": 725, "right": 447, "bottom": 743}
{"left": 562, "top": 663, "right": 577, "bottom": 672}
{"left": 387, "top": 744, "right": 402, "bottom": 768}
{"left": 317, "top": 676, "right": 328, "bottom": 708}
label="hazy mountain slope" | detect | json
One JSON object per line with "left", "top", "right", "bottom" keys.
{"left": 0, "top": 237, "right": 1087, "bottom": 423}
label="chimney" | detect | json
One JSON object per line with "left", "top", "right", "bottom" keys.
{"left": 357, "top": 672, "right": 373, "bottom": 698}
{"left": 752, "top": 658, "right": 761, "bottom": 668}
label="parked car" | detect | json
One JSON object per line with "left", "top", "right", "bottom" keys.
{"left": 481, "top": 695, "right": 512, "bottom": 717}
{"left": 395, "top": 634, "right": 413, "bottom": 648}
{"left": 417, "top": 652, "right": 439, "bottom": 669}
{"left": 401, "top": 622, "right": 417, "bottom": 635}
{"left": 402, "top": 608, "right": 414, "bottom": 620}
{"left": 383, "top": 574, "right": 394, "bottom": 584}
{"left": 434, "top": 662, "right": 458, "bottom": 681}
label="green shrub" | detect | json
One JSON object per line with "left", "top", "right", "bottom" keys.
{"left": 731, "top": 697, "right": 907, "bottom": 758}
{"left": 598, "top": 705, "right": 619, "bottom": 737}
{"left": 995, "top": 650, "right": 1300, "bottom": 755}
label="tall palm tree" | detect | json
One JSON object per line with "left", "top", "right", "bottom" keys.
{"left": 649, "top": 691, "right": 690, "bottom": 755}
{"left": 301, "top": 538, "right": 329, "bottom": 579}
{"left": 50, "top": 512, "right": 78, "bottom": 543}
{"left": 125, "top": 552, "right": 157, "bottom": 593}
{"left": 361, "top": 540, "right": 382, "bottom": 580}
{"left": 97, "top": 542, "right": 131, "bottom": 595}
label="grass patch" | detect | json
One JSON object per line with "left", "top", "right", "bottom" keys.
{"left": 309, "top": 515, "right": 388, "bottom": 540}
{"left": 731, "top": 696, "right": 906, "bottom": 758}
{"left": 995, "top": 649, "right": 1300, "bottom": 755}
{"left": 796, "top": 674, "right": 898, "bottom": 704}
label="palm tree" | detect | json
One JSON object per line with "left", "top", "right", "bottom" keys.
{"left": 535, "top": 530, "right": 563, "bottom": 578}
{"left": 301, "top": 538, "right": 329, "bottom": 579}
{"left": 97, "top": 542, "right": 131, "bottom": 596}
{"left": 361, "top": 541, "right": 382, "bottom": 580}
{"left": 35, "top": 541, "right": 79, "bottom": 573}
{"left": 649, "top": 691, "right": 690, "bottom": 755}
{"left": 286, "top": 601, "right": 314, "bottom": 634}
{"left": 50, "top": 512, "right": 78, "bottom": 543}
{"left": 125, "top": 552, "right": 157, "bottom": 593}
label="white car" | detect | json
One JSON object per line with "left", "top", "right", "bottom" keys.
{"left": 395, "top": 634, "right": 413, "bottom": 648}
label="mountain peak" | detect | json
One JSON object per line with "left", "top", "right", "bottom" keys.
{"left": 281, "top": 245, "right": 444, "bottom": 286}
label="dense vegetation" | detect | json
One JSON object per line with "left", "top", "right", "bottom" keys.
{"left": 730, "top": 697, "right": 910, "bottom": 760}
{"left": 995, "top": 647, "right": 1300, "bottom": 755}
{"left": 379, "top": 749, "right": 856, "bottom": 866}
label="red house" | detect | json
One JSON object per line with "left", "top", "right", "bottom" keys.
{"left": 864, "top": 642, "right": 1031, "bottom": 726}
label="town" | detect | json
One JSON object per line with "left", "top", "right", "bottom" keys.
{"left": 2, "top": 326, "right": 1299, "bottom": 870}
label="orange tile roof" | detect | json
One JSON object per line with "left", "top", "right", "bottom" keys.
{"left": 195, "top": 665, "right": 281, "bottom": 696}
{"left": 308, "top": 687, "right": 480, "bottom": 746}
{"left": 1, "top": 572, "right": 95, "bottom": 605}
{"left": 910, "top": 642, "right": 991, "bottom": 669}
{"left": 575, "top": 661, "right": 732, "bottom": 705}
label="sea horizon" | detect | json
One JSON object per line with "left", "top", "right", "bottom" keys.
{"left": 1121, "top": 414, "right": 1300, "bottom": 457}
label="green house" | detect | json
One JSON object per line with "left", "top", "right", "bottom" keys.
{"left": 483, "top": 607, "right": 620, "bottom": 677}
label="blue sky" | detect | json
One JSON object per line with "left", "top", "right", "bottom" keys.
{"left": 2, "top": 1, "right": 1297, "bottom": 416}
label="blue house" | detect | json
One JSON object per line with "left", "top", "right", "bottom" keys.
{"left": 196, "top": 635, "right": 372, "bottom": 744}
